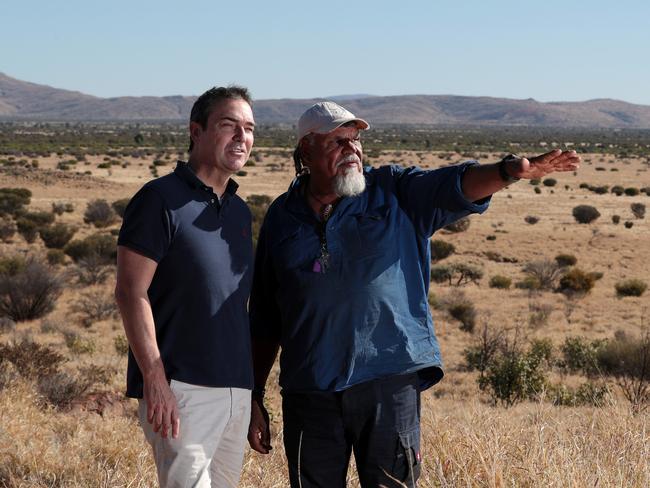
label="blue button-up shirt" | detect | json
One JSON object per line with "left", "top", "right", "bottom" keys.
{"left": 250, "top": 162, "right": 489, "bottom": 393}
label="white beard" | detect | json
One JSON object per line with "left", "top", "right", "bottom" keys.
{"left": 333, "top": 166, "right": 366, "bottom": 197}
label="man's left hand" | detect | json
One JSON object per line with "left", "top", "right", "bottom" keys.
{"left": 506, "top": 149, "right": 581, "bottom": 180}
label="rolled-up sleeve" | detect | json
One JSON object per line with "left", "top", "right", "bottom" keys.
{"left": 393, "top": 162, "right": 490, "bottom": 237}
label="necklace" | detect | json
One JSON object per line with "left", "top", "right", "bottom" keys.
{"left": 308, "top": 186, "right": 335, "bottom": 222}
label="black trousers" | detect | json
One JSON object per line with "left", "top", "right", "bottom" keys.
{"left": 282, "top": 373, "right": 422, "bottom": 488}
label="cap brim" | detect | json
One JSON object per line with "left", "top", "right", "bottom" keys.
{"left": 311, "top": 117, "right": 370, "bottom": 134}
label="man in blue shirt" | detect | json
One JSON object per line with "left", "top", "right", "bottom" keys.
{"left": 116, "top": 86, "right": 255, "bottom": 487}
{"left": 247, "top": 101, "right": 580, "bottom": 487}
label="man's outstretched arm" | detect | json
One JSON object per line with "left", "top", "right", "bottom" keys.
{"left": 115, "top": 245, "right": 179, "bottom": 439}
{"left": 462, "top": 149, "right": 581, "bottom": 202}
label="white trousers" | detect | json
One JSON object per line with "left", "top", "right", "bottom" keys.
{"left": 139, "top": 380, "right": 251, "bottom": 488}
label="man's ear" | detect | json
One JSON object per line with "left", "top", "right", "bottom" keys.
{"left": 189, "top": 121, "right": 202, "bottom": 145}
{"left": 298, "top": 138, "right": 311, "bottom": 165}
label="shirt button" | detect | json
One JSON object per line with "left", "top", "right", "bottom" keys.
{"left": 210, "top": 199, "right": 215, "bottom": 204}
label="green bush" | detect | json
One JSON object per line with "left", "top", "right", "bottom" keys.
{"left": 611, "top": 185, "right": 624, "bottom": 196}
{"left": 112, "top": 198, "right": 131, "bottom": 218}
{"left": 0, "top": 258, "right": 63, "bottom": 321}
{"left": 523, "top": 260, "right": 562, "bottom": 290}
{"left": 572, "top": 205, "right": 600, "bottom": 224}
{"left": 114, "top": 335, "right": 129, "bottom": 356}
{"left": 430, "top": 240, "right": 455, "bottom": 261}
{"left": 0, "top": 188, "right": 31, "bottom": 217}
{"left": 529, "top": 179, "right": 541, "bottom": 186}
{"left": 542, "top": 178, "right": 557, "bottom": 187}
{"left": 558, "top": 268, "right": 595, "bottom": 296}
{"left": 83, "top": 199, "right": 117, "bottom": 228}
{"left": 624, "top": 221, "right": 634, "bottom": 229}
{"left": 0, "top": 339, "right": 65, "bottom": 380}
{"left": 0, "top": 218, "right": 16, "bottom": 242}
{"left": 430, "top": 265, "right": 452, "bottom": 284}
{"left": 630, "top": 203, "right": 645, "bottom": 219}
{"left": 624, "top": 187, "right": 639, "bottom": 196}
{"left": 534, "top": 187, "right": 542, "bottom": 194}
{"left": 64, "top": 233, "right": 117, "bottom": 263}
{"left": 489, "top": 275, "right": 511, "bottom": 289}
{"left": 612, "top": 214, "right": 621, "bottom": 224}
{"left": 46, "top": 249, "right": 66, "bottom": 266}
{"left": 559, "top": 336, "right": 605, "bottom": 375}
{"left": 554, "top": 254, "right": 577, "bottom": 267}
{"left": 39, "top": 223, "right": 76, "bottom": 249}
{"left": 442, "top": 292, "right": 477, "bottom": 332}
{"left": 524, "top": 215, "right": 539, "bottom": 225}
{"left": 478, "top": 341, "right": 548, "bottom": 407}
{"left": 549, "top": 382, "right": 610, "bottom": 407}
{"left": 615, "top": 279, "right": 647, "bottom": 297}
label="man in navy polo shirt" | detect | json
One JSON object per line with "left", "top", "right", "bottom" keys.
{"left": 115, "top": 86, "right": 255, "bottom": 487}
{"left": 247, "top": 101, "right": 581, "bottom": 487}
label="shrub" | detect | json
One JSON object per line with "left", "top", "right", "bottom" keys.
{"left": 64, "top": 233, "right": 117, "bottom": 263}
{"left": 430, "top": 265, "right": 453, "bottom": 284}
{"left": 39, "top": 223, "right": 76, "bottom": 249}
{"left": 0, "top": 188, "right": 31, "bottom": 217}
{"left": 46, "top": 249, "right": 66, "bottom": 266}
{"left": 0, "top": 339, "right": 65, "bottom": 379}
{"left": 522, "top": 260, "right": 562, "bottom": 291}
{"left": 529, "top": 179, "right": 541, "bottom": 186}
{"left": 63, "top": 330, "right": 96, "bottom": 354}
{"left": 0, "top": 258, "right": 63, "bottom": 321}
{"left": 611, "top": 185, "right": 624, "bottom": 196}
{"left": 489, "top": 275, "right": 511, "bottom": 289}
{"left": 624, "top": 221, "right": 634, "bottom": 229}
{"left": 560, "top": 336, "right": 605, "bottom": 375}
{"left": 631, "top": 203, "right": 646, "bottom": 219}
{"left": 463, "top": 322, "right": 504, "bottom": 373}
{"left": 74, "top": 255, "right": 113, "bottom": 285}
{"left": 71, "top": 291, "right": 118, "bottom": 327}
{"left": 615, "top": 279, "right": 647, "bottom": 297}
{"left": 558, "top": 268, "right": 596, "bottom": 296}
{"left": 554, "top": 254, "right": 577, "bottom": 267}
{"left": 442, "top": 292, "right": 477, "bottom": 332}
{"left": 114, "top": 335, "right": 129, "bottom": 356}
{"left": 0, "top": 218, "right": 16, "bottom": 242}
{"left": 624, "top": 187, "right": 640, "bottom": 196}
{"left": 592, "top": 186, "right": 608, "bottom": 195}
{"left": 524, "top": 215, "right": 539, "bottom": 225}
{"left": 83, "top": 199, "right": 117, "bottom": 228}
{"left": 528, "top": 302, "right": 553, "bottom": 328}
{"left": 542, "top": 178, "right": 557, "bottom": 187}
{"left": 112, "top": 198, "right": 130, "bottom": 218}
{"left": 534, "top": 187, "right": 542, "bottom": 194}
{"left": 572, "top": 205, "right": 600, "bottom": 224}
{"left": 612, "top": 215, "right": 621, "bottom": 224}
{"left": 549, "top": 382, "right": 611, "bottom": 407}
{"left": 246, "top": 194, "right": 272, "bottom": 248}
{"left": 443, "top": 217, "right": 470, "bottom": 233}
{"left": 478, "top": 335, "right": 549, "bottom": 407}
{"left": 597, "top": 332, "right": 650, "bottom": 411}
{"left": 515, "top": 276, "right": 542, "bottom": 291}
{"left": 430, "top": 240, "right": 455, "bottom": 261}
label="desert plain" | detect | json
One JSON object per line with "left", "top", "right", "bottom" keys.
{"left": 0, "top": 128, "right": 649, "bottom": 487}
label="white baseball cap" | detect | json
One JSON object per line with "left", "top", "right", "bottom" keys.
{"left": 297, "top": 101, "right": 369, "bottom": 140}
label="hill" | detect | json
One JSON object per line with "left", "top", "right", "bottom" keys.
{"left": 2, "top": 72, "right": 650, "bottom": 128}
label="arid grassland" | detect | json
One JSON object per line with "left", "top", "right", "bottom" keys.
{"left": 0, "top": 124, "right": 649, "bottom": 487}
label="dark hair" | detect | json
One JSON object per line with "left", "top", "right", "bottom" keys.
{"left": 188, "top": 85, "right": 252, "bottom": 152}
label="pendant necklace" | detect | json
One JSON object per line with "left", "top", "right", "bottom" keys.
{"left": 307, "top": 186, "right": 337, "bottom": 273}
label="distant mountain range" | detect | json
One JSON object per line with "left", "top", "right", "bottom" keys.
{"left": 2, "top": 72, "right": 650, "bottom": 128}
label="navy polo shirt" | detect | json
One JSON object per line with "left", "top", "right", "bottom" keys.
{"left": 119, "top": 161, "right": 254, "bottom": 398}
{"left": 250, "top": 162, "right": 490, "bottom": 393}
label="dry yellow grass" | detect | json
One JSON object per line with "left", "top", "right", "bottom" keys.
{"left": 1, "top": 149, "right": 649, "bottom": 486}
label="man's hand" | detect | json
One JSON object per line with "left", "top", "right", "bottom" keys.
{"left": 506, "top": 149, "right": 581, "bottom": 180}
{"left": 248, "top": 397, "right": 272, "bottom": 454}
{"left": 144, "top": 368, "right": 180, "bottom": 439}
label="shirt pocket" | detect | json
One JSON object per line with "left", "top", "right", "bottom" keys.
{"left": 352, "top": 205, "right": 394, "bottom": 259}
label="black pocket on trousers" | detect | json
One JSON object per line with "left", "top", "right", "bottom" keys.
{"left": 392, "top": 427, "right": 421, "bottom": 486}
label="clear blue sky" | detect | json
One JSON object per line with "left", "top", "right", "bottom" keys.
{"left": 2, "top": 0, "right": 649, "bottom": 105}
